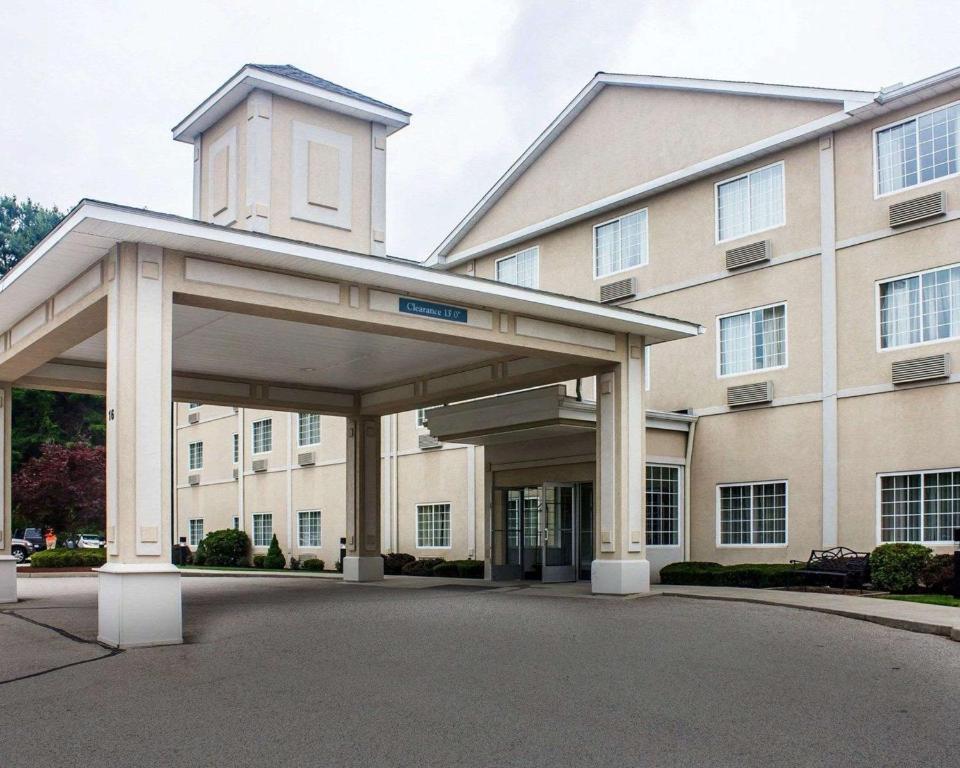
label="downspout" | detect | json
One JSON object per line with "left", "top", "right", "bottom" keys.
{"left": 683, "top": 417, "right": 697, "bottom": 563}
{"left": 391, "top": 413, "right": 399, "bottom": 553}
{"left": 237, "top": 408, "right": 245, "bottom": 531}
{"left": 170, "top": 403, "right": 177, "bottom": 554}
{"left": 286, "top": 412, "right": 294, "bottom": 558}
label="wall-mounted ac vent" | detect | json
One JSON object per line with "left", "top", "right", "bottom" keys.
{"left": 725, "top": 240, "right": 770, "bottom": 270}
{"left": 727, "top": 381, "right": 773, "bottom": 407}
{"left": 298, "top": 451, "right": 316, "bottom": 466}
{"left": 188, "top": 474, "right": 200, "bottom": 486}
{"left": 892, "top": 353, "right": 951, "bottom": 384}
{"left": 418, "top": 434, "right": 442, "bottom": 450}
{"left": 232, "top": 468, "right": 239, "bottom": 480}
{"left": 188, "top": 412, "right": 200, "bottom": 424}
{"left": 599, "top": 277, "right": 637, "bottom": 303}
{"left": 252, "top": 458, "right": 268, "bottom": 472}
{"left": 889, "top": 191, "right": 946, "bottom": 227}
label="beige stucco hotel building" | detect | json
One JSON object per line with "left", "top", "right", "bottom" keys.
{"left": 173, "top": 63, "right": 960, "bottom": 583}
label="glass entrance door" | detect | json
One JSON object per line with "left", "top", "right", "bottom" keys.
{"left": 542, "top": 483, "right": 577, "bottom": 582}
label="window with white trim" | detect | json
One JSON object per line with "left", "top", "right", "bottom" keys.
{"left": 232, "top": 516, "right": 239, "bottom": 531}
{"left": 646, "top": 465, "right": 680, "bottom": 546}
{"left": 719, "top": 482, "right": 787, "bottom": 545}
{"left": 496, "top": 246, "right": 539, "bottom": 288}
{"left": 298, "top": 510, "right": 321, "bottom": 547}
{"left": 188, "top": 402, "right": 201, "bottom": 410}
{"left": 876, "top": 102, "right": 960, "bottom": 195}
{"left": 188, "top": 441, "right": 203, "bottom": 471}
{"left": 880, "top": 470, "right": 960, "bottom": 544}
{"left": 716, "top": 162, "right": 784, "bottom": 242}
{"left": 252, "top": 513, "right": 273, "bottom": 547}
{"left": 298, "top": 413, "right": 321, "bottom": 447}
{"left": 232, "top": 433, "right": 239, "bottom": 464}
{"left": 251, "top": 418, "right": 272, "bottom": 454}
{"left": 878, "top": 263, "right": 960, "bottom": 349}
{"left": 594, "top": 209, "right": 648, "bottom": 277}
{"left": 718, "top": 303, "right": 786, "bottom": 376}
{"left": 188, "top": 518, "right": 204, "bottom": 547}
{"left": 416, "top": 503, "right": 451, "bottom": 548}
{"left": 416, "top": 407, "right": 438, "bottom": 429}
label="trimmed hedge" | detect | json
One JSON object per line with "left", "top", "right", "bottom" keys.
{"left": 382, "top": 552, "right": 416, "bottom": 575}
{"left": 432, "top": 559, "right": 484, "bottom": 579}
{"left": 194, "top": 529, "right": 250, "bottom": 567}
{"left": 919, "top": 554, "right": 955, "bottom": 594}
{"left": 870, "top": 543, "right": 932, "bottom": 592}
{"left": 401, "top": 558, "right": 444, "bottom": 577}
{"left": 252, "top": 554, "right": 266, "bottom": 568}
{"left": 659, "top": 561, "right": 803, "bottom": 588}
{"left": 29, "top": 548, "right": 106, "bottom": 568}
{"left": 301, "top": 558, "right": 325, "bottom": 572}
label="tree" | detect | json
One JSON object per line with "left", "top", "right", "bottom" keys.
{"left": 12, "top": 443, "right": 106, "bottom": 534}
{"left": 0, "top": 195, "right": 64, "bottom": 276}
{"left": 264, "top": 534, "right": 286, "bottom": 569}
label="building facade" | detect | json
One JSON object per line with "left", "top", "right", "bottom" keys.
{"left": 175, "top": 65, "right": 960, "bottom": 581}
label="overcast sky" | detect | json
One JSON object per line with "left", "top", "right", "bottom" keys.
{"left": 3, "top": 0, "right": 960, "bottom": 261}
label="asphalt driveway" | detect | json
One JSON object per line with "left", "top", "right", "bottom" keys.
{"left": 1, "top": 576, "right": 959, "bottom": 767}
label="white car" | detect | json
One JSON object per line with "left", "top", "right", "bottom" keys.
{"left": 76, "top": 534, "right": 105, "bottom": 549}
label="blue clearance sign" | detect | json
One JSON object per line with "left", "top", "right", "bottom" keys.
{"left": 399, "top": 297, "right": 468, "bottom": 323}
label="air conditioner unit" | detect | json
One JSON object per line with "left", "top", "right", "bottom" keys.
{"left": 599, "top": 277, "right": 637, "bottom": 303}
{"left": 891, "top": 353, "right": 951, "bottom": 384}
{"left": 188, "top": 412, "right": 200, "bottom": 424}
{"left": 727, "top": 381, "right": 774, "bottom": 407}
{"left": 187, "top": 474, "right": 200, "bottom": 486}
{"left": 418, "top": 434, "right": 442, "bottom": 450}
{"left": 298, "top": 451, "right": 316, "bottom": 466}
{"left": 252, "top": 458, "right": 268, "bottom": 472}
{"left": 889, "top": 191, "right": 946, "bottom": 227}
{"left": 725, "top": 240, "right": 770, "bottom": 270}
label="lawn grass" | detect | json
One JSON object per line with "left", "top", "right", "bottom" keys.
{"left": 880, "top": 594, "right": 960, "bottom": 608}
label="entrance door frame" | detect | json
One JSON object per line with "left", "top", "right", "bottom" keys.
{"left": 541, "top": 482, "right": 578, "bottom": 583}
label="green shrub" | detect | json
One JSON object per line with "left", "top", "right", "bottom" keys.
{"left": 870, "top": 543, "right": 931, "bottom": 592}
{"left": 919, "top": 553, "right": 954, "bottom": 594}
{"left": 252, "top": 555, "right": 266, "bottom": 568}
{"left": 263, "top": 534, "right": 286, "bottom": 569}
{"left": 432, "top": 560, "right": 459, "bottom": 577}
{"left": 195, "top": 529, "right": 250, "bottom": 567}
{"left": 381, "top": 552, "right": 416, "bottom": 575}
{"left": 29, "top": 548, "right": 106, "bottom": 569}
{"left": 401, "top": 558, "right": 444, "bottom": 577}
{"left": 431, "top": 559, "right": 484, "bottom": 578}
{"left": 659, "top": 561, "right": 802, "bottom": 588}
{"left": 301, "top": 558, "right": 325, "bottom": 571}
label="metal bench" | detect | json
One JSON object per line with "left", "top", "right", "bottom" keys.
{"left": 790, "top": 547, "right": 871, "bottom": 591}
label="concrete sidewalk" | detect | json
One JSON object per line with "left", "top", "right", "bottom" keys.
{"left": 656, "top": 584, "right": 960, "bottom": 641}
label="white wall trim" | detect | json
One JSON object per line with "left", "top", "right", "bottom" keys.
{"left": 819, "top": 133, "right": 839, "bottom": 548}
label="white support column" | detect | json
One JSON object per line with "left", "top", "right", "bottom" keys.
{"left": 820, "top": 133, "right": 839, "bottom": 548}
{"left": 592, "top": 335, "right": 649, "bottom": 594}
{"left": 0, "top": 383, "right": 15, "bottom": 603}
{"left": 343, "top": 414, "right": 383, "bottom": 581}
{"left": 99, "top": 243, "right": 181, "bottom": 647}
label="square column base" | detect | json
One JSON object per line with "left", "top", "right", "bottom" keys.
{"left": 0, "top": 555, "right": 17, "bottom": 603}
{"left": 342, "top": 556, "right": 384, "bottom": 582}
{"left": 591, "top": 559, "right": 650, "bottom": 595}
{"left": 97, "top": 563, "right": 182, "bottom": 648}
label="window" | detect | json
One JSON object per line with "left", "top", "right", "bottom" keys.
{"left": 188, "top": 441, "right": 203, "bottom": 471}
{"left": 298, "top": 413, "right": 321, "bottom": 447}
{"left": 252, "top": 418, "right": 272, "bottom": 454}
{"left": 416, "top": 503, "right": 451, "bottom": 548}
{"left": 716, "top": 162, "right": 784, "bottom": 242}
{"left": 646, "top": 465, "right": 680, "bottom": 546}
{"left": 231, "top": 516, "right": 239, "bottom": 531}
{"left": 880, "top": 470, "right": 960, "bottom": 544}
{"left": 298, "top": 510, "right": 321, "bottom": 547}
{"left": 188, "top": 518, "right": 204, "bottom": 547}
{"left": 718, "top": 303, "right": 786, "bottom": 376}
{"left": 496, "top": 246, "right": 539, "bottom": 288}
{"left": 876, "top": 101, "right": 960, "bottom": 195}
{"left": 188, "top": 402, "right": 201, "bottom": 410}
{"left": 878, "top": 263, "right": 960, "bottom": 349}
{"left": 416, "top": 407, "right": 438, "bottom": 428}
{"left": 252, "top": 513, "right": 273, "bottom": 547}
{"left": 594, "top": 209, "right": 648, "bottom": 277}
{"left": 718, "top": 482, "right": 787, "bottom": 545}
{"left": 232, "top": 433, "right": 239, "bottom": 464}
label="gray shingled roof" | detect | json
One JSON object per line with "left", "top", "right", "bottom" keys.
{"left": 250, "top": 64, "right": 410, "bottom": 115}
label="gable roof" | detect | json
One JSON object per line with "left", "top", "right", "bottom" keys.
{"left": 172, "top": 63, "right": 410, "bottom": 143}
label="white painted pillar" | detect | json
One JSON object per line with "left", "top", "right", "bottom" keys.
{"left": 0, "top": 383, "right": 15, "bottom": 603}
{"left": 591, "top": 334, "right": 649, "bottom": 594}
{"left": 343, "top": 415, "right": 383, "bottom": 581}
{"left": 99, "top": 243, "right": 181, "bottom": 647}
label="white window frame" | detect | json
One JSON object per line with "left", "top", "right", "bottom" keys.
{"left": 297, "top": 509, "right": 322, "bottom": 548}
{"left": 187, "top": 441, "right": 203, "bottom": 471}
{"left": 297, "top": 412, "right": 321, "bottom": 447}
{"left": 231, "top": 516, "right": 240, "bottom": 531}
{"left": 876, "top": 468, "right": 960, "bottom": 546}
{"left": 495, "top": 246, "right": 540, "bottom": 289}
{"left": 592, "top": 207, "right": 649, "bottom": 279}
{"left": 252, "top": 512, "right": 273, "bottom": 548}
{"left": 873, "top": 98, "right": 960, "bottom": 199}
{"left": 715, "top": 301, "right": 788, "bottom": 379}
{"left": 232, "top": 433, "right": 239, "bottom": 464}
{"left": 416, "top": 407, "right": 438, "bottom": 430}
{"left": 715, "top": 480, "right": 789, "bottom": 548}
{"left": 188, "top": 518, "right": 204, "bottom": 547}
{"left": 714, "top": 160, "right": 786, "bottom": 244}
{"left": 188, "top": 402, "right": 201, "bottom": 410}
{"left": 875, "top": 261, "right": 960, "bottom": 352}
{"left": 645, "top": 463, "right": 684, "bottom": 549}
{"left": 251, "top": 418, "right": 272, "bottom": 455}
{"left": 415, "top": 502, "right": 452, "bottom": 549}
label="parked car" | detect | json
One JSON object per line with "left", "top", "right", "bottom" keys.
{"left": 10, "top": 537, "right": 36, "bottom": 563}
{"left": 76, "top": 534, "right": 105, "bottom": 549}
{"left": 13, "top": 527, "right": 45, "bottom": 551}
